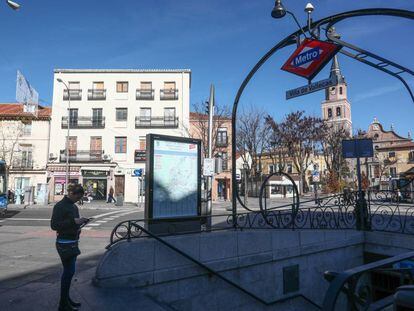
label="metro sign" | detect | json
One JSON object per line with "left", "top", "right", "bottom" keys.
{"left": 281, "top": 39, "right": 342, "bottom": 80}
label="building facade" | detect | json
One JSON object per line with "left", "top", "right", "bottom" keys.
{"left": 364, "top": 118, "right": 414, "bottom": 189}
{"left": 0, "top": 104, "right": 51, "bottom": 204}
{"left": 48, "top": 69, "right": 191, "bottom": 203}
{"left": 189, "top": 112, "right": 232, "bottom": 201}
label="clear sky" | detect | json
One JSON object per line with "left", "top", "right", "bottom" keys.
{"left": 0, "top": 0, "right": 413, "bottom": 136}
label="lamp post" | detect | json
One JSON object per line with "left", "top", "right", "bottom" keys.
{"left": 230, "top": 2, "right": 414, "bottom": 229}
{"left": 56, "top": 78, "right": 71, "bottom": 195}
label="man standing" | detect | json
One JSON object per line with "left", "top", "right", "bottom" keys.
{"left": 51, "top": 184, "right": 89, "bottom": 311}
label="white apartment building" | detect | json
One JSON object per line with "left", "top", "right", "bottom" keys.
{"left": 0, "top": 103, "right": 51, "bottom": 204}
{"left": 48, "top": 69, "right": 191, "bottom": 203}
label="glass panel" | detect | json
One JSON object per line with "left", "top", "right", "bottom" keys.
{"left": 93, "top": 82, "right": 104, "bottom": 90}
{"left": 164, "top": 82, "right": 176, "bottom": 89}
{"left": 69, "top": 82, "right": 80, "bottom": 89}
{"left": 116, "top": 108, "right": 128, "bottom": 121}
{"left": 140, "top": 82, "right": 152, "bottom": 90}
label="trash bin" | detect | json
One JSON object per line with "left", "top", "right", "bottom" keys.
{"left": 115, "top": 194, "right": 124, "bottom": 206}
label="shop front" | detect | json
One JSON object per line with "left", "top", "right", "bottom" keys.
{"left": 82, "top": 169, "right": 109, "bottom": 200}
{"left": 48, "top": 167, "right": 81, "bottom": 202}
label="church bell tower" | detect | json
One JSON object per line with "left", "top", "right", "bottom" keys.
{"left": 321, "top": 56, "right": 352, "bottom": 135}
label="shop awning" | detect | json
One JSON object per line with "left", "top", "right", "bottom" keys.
{"left": 80, "top": 166, "right": 111, "bottom": 172}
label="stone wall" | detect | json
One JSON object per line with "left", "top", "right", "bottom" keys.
{"left": 95, "top": 229, "right": 364, "bottom": 310}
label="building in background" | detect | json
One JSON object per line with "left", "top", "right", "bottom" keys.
{"left": 364, "top": 118, "right": 414, "bottom": 190}
{"left": 48, "top": 69, "right": 191, "bottom": 203}
{"left": 0, "top": 103, "right": 51, "bottom": 204}
{"left": 189, "top": 112, "right": 232, "bottom": 201}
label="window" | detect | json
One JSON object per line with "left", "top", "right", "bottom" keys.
{"left": 217, "top": 128, "right": 228, "bottom": 145}
{"left": 139, "top": 137, "right": 146, "bottom": 150}
{"left": 269, "top": 164, "right": 275, "bottom": 174}
{"left": 140, "top": 108, "right": 151, "bottom": 124}
{"left": 339, "top": 87, "right": 343, "bottom": 95}
{"left": 164, "top": 81, "right": 176, "bottom": 90}
{"left": 116, "top": 108, "right": 128, "bottom": 121}
{"left": 327, "top": 108, "right": 333, "bottom": 118}
{"left": 23, "top": 123, "right": 32, "bottom": 136}
{"left": 389, "top": 152, "right": 396, "bottom": 158}
{"left": 140, "top": 82, "right": 152, "bottom": 90}
{"left": 287, "top": 163, "right": 293, "bottom": 174}
{"left": 69, "top": 82, "right": 80, "bottom": 90}
{"left": 221, "top": 152, "right": 228, "bottom": 170}
{"left": 116, "top": 82, "right": 128, "bottom": 93}
{"left": 19, "top": 147, "right": 32, "bottom": 167}
{"left": 69, "top": 109, "right": 78, "bottom": 126}
{"left": 336, "top": 107, "right": 341, "bottom": 117}
{"left": 390, "top": 167, "right": 397, "bottom": 178}
{"left": 115, "top": 137, "right": 127, "bottom": 154}
{"left": 68, "top": 136, "right": 77, "bottom": 156}
{"left": 90, "top": 137, "right": 102, "bottom": 159}
{"left": 92, "top": 108, "right": 103, "bottom": 126}
{"left": 93, "top": 82, "right": 104, "bottom": 89}
{"left": 409, "top": 151, "right": 414, "bottom": 162}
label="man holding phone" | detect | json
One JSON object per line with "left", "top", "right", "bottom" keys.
{"left": 51, "top": 183, "right": 90, "bottom": 311}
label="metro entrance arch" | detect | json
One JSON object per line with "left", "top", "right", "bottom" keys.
{"left": 230, "top": 5, "right": 414, "bottom": 226}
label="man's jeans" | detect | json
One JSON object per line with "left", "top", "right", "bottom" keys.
{"left": 59, "top": 254, "right": 77, "bottom": 304}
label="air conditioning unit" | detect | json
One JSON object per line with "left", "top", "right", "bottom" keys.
{"left": 103, "top": 154, "right": 111, "bottom": 161}
{"left": 49, "top": 153, "right": 57, "bottom": 160}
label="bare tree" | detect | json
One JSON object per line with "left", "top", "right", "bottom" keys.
{"left": 264, "top": 118, "right": 288, "bottom": 173}
{"left": 267, "top": 111, "right": 324, "bottom": 194}
{"left": 0, "top": 120, "right": 24, "bottom": 169}
{"left": 189, "top": 101, "right": 231, "bottom": 158}
{"left": 320, "top": 123, "right": 350, "bottom": 188}
{"left": 237, "top": 107, "right": 270, "bottom": 177}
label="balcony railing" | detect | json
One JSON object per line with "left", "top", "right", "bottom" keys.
{"left": 60, "top": 150, "right": 107, "bottom": 162}
{"left": 216, "top": 137, "right": 228, "bottom": 147}
{"left": 63, "top": 89, "right": 82, "bottom": 101}
{"left": 160, "top": 89, "right": 179, "bottom": 100}
{"left": 135, "top": 116, "right": 179, "bottom": 128}
{"left": 136, "top": 89, "right": 154, "bottom": 100}
{"left": 88, "top": 89, "right": 106, "bottom": 100}
{"left": 61, "top": 116, "right": 105, "bottom": 129}
{"left": 12, "top": 159, "right": 34, "bottom": 170}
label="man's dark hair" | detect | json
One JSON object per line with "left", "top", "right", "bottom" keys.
{"left": 68, "top": 183, "right": 85, "bottom": 195}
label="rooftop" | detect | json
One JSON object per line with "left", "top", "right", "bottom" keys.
{"left": 54, "top": 69, "right": 191, "bottom": 74}
{"left": 0, "top": 103, "right": 51, "bottom": 120}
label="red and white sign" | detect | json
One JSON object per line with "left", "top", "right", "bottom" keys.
{"left": 281, "top": 39, "right": 341, "bottom": 80}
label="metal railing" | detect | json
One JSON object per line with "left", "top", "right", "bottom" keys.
{"left": 61, "top": 116, "right": 105, "bottom": 129}
{"left": 322, "top": 251, "right": 414, "bottom": 311}
{"left": 59, "top": 150, "right": 106, "bottom": 162}
{"left": 136, "top": 89, "right": 154, "bottom": 100}
{"left": 160, "top": 89, "right": 179, "bottom": 100}
{"left": 87, "top": 89, "right": 106, "bottom": 100}
{"left": 11, "top": 159, "right": 34, "bottom": 169}
{"left": 63, "top": 89, "right": 82, "bottom": 100}
{"left": 135, "top": 116, "right": 179, "bottom": 128}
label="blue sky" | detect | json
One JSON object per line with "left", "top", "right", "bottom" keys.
{"left": 0, "top": 0, "right": 413, "bottom": 136}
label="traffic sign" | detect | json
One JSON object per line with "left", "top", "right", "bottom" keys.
{"left": 132, "top": 168, "right": 143, "bottom": 177}
{"left": 281, "top": 39, "right": 342, "bottom": 80}
{"left": 203, "top": 158, "right": 215, "bottom": 177}
{"left": 286, "top": 75, "right": 337, "bottom": 100}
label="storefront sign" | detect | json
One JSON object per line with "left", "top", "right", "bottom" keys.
{"left": 82, "top": 170, "right": 108, "bottom": 178}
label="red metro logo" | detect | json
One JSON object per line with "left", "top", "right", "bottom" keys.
{"left": 281, "top": 39, "right": 342, "bottom": 80}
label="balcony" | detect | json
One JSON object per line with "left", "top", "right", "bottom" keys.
{"left": 136, "top": 89, "right": 154, "bottom": 100}
{"left": 60, "top": 150, "right": 107, "bottom": 162}
{"left": 61, "top": 117, "right": 105, "bottom": 129}
{"left": 216, "top": 137, "right": 228, "bottom": 147}
{"left": 88, "top": 89, "right": 106, "bottom": 100}
{"left": 160, "top": 89, "right": 179, "bottom": 100}
{"left": 63, "top": 89, "right": 82, "bottom": 101}
{"left": 11, "top": 159, "right": 34, "bottom": 170}
{"left": 135, "top": 116, "right": 179, "bottom": 128}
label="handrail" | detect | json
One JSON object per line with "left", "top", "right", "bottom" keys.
{"left": 112, "top": 222, "right": 322, "bottom": 309}
{"left": 322, "top": 250, "right": 414, "bottom": 310}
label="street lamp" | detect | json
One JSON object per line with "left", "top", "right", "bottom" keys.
{"left": 6, "top": 0, "right": 20, "bottom": 10}
{"left": 56, "top": 78, "right": 71, "bottom": 195}
{"left": 271, "top": 0, "right": 309, "bottom": 38}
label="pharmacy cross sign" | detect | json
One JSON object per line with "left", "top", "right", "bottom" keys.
{"left": 281, "top": 39, "right": 342, "bottom": 80}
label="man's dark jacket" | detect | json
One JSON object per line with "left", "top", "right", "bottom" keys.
{"left": 50, "top": 196, "right": 80, "bottom": 240}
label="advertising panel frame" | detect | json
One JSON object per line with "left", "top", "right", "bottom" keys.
{"left": 145, "top": 134, "right": 202, "bottom": 233}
